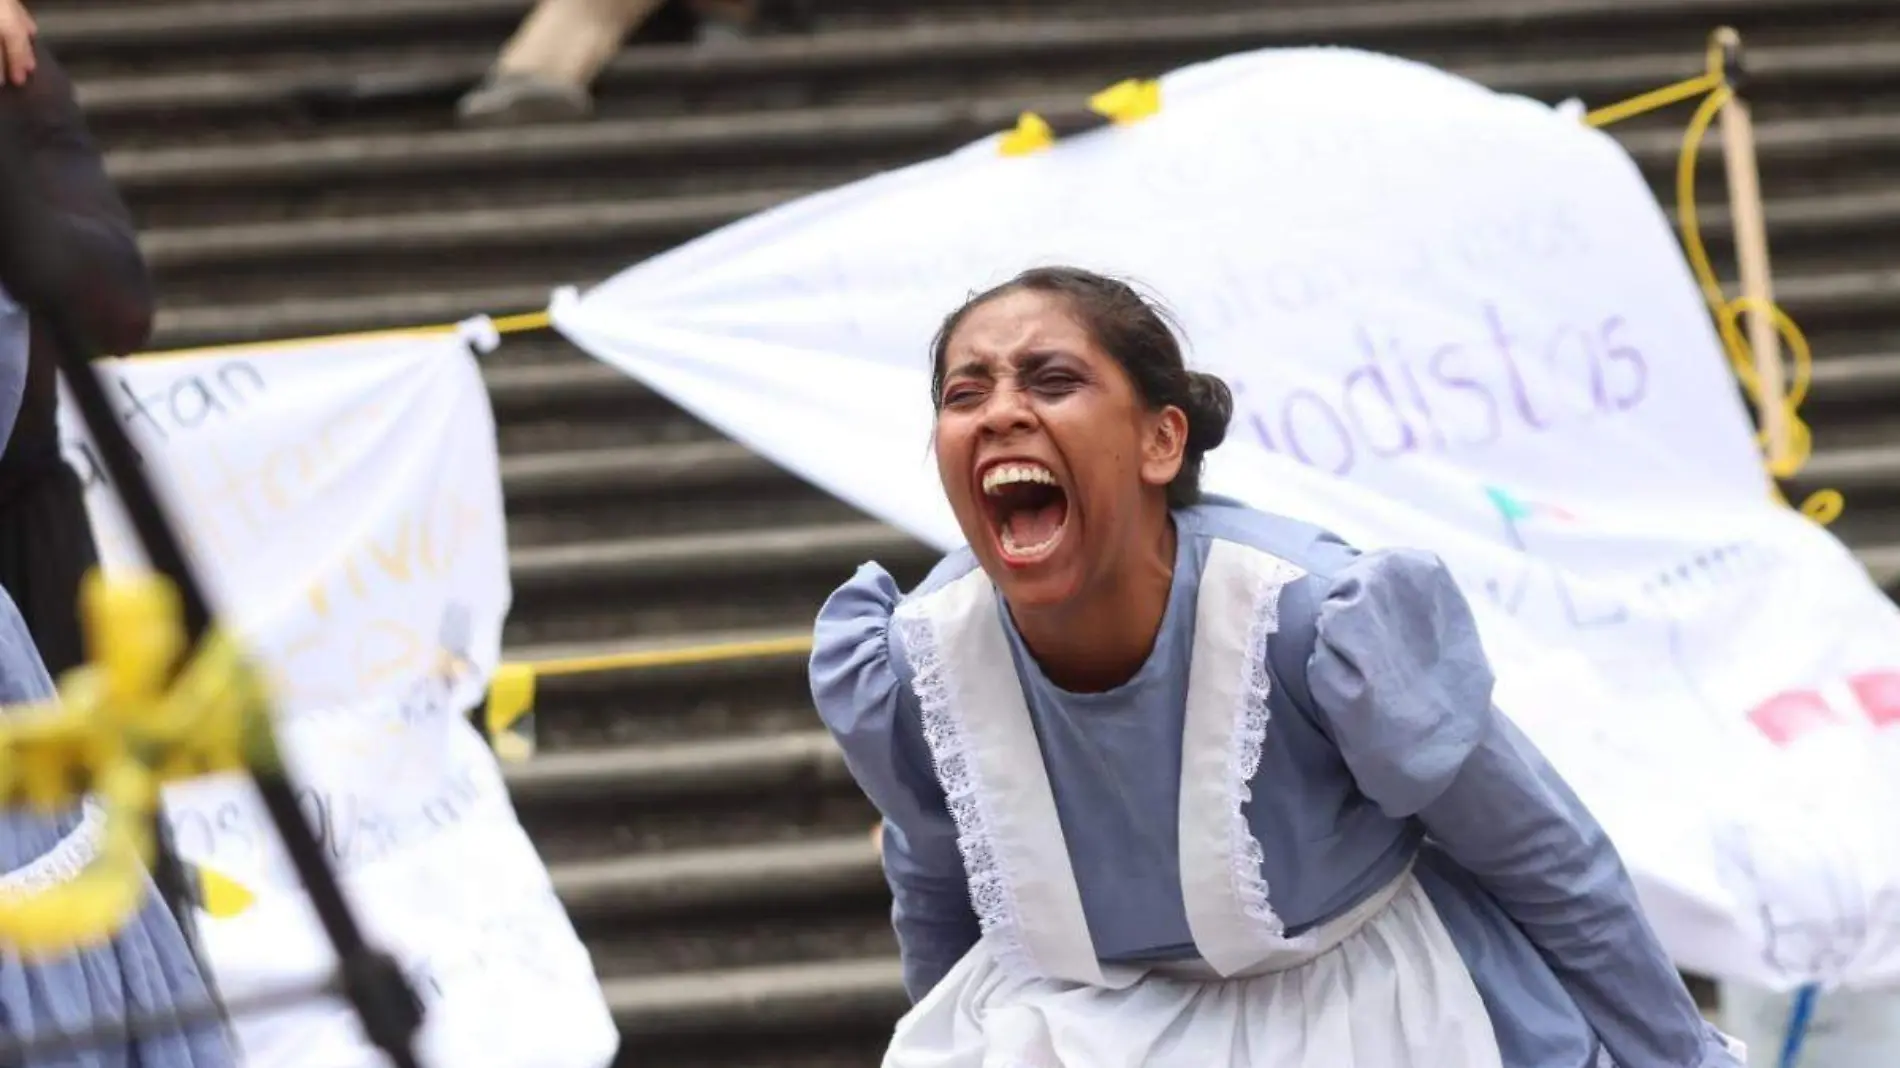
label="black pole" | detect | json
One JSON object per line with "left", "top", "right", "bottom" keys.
{"left": 0, "top": 108, "right": 425, "bottom": 1067}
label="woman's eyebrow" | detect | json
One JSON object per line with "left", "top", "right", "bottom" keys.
{"left": 1010, "top": 350, "right": 1070, "bottom": 373}
{"left": 941, "top": 359, "right": 995, "bottom": 383}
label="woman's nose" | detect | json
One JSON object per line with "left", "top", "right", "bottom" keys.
{"left": 978, "top": 382, "right": 1036, "bottom": 435}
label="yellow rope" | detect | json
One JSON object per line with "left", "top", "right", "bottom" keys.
{"left": 126, "top": 310, "right": 552, "bottom": 363}
{"left": 516, "top": 634, "right": 813, "bottom": 677}
{"left": 1589, "top": 42, "right": 1841, "bottom": 526}
{"left": 1583, "top": 72, "right": 1723, "bottom": 129}
{"left": 489, "top": 310, "right": 554, "bottom": 335}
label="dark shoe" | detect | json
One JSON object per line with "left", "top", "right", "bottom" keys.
{"left": 456, "top": 72, "right": 592, "bottom": 127}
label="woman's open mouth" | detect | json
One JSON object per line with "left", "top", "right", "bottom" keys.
{"left": 980, "top": 461, "right": 1070, "bottom": 567}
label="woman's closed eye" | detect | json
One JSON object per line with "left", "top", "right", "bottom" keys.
{"left": 1033, "top": 371, "right": 1084, "bottom": 397}
{"left": 941, "top": 383, "right": 987, "bottom": 409}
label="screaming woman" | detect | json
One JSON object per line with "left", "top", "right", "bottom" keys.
{"left": 810, "top": 267, "right": 1746, "bottom": 1067}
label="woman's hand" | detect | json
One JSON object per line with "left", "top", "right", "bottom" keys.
{"left": 0, "top": 0, "right": 34, "bottom": 87}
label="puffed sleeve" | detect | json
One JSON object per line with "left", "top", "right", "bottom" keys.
{"left": 0, "top": 584, "right": 53, "bottom": 704}
{"left": 810, "top": 563, "right": 979, "bottom": 1002}
{"left": 1305, "top": 549, "right": 1741, "bottom": 1068}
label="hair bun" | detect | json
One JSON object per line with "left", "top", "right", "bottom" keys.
{"left": 1183, "top": 372, "right": 1233, "bottom": 456}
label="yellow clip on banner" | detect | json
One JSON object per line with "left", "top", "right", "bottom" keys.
{"left": 999, "top": 77, "right": 1163, "bottom": 157}
{"left": 484, "top": 663, "right": 538, "bottom": 764}
{"left": 1090, "top": 78, "right": 1161, "bottom": 125}
{"left": 999, "top": 112, "right": 1056, "bottom": 157}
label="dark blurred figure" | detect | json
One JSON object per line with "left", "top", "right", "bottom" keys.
{"left": 0, "top": 32, "right": 153, "bottom": 679}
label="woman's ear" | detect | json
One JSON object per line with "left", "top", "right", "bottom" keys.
{"left": 1139, "top": 405, "right": 1189, "bottom": 489}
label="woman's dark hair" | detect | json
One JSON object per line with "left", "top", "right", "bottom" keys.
{"left": 929, "top": 266, "right": 1234, "bottom": 509}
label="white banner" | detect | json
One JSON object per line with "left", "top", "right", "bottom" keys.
{"left": 60, "top": 331, "right": 617, "bottom": 1068}
{"left": 553, "top": 48, "right": 1900, "bottom": 993}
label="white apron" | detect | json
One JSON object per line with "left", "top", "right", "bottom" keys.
{"left": 887, "top": 540, "right": 1505, "bottom": 1068}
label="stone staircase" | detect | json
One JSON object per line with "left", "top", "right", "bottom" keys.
{"left": 42, "top": 0, "right": 1900, "bottom": 1063}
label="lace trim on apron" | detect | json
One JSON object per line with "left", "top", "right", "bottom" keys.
{"left": 895, "top": 602, "right": 1036, "bottom": 978}
{"left": 0, "top": 797, "right": 107, "bottom": 895}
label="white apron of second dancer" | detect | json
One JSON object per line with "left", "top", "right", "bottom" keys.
{"left": 887, "top": 539, "right": 1506, "bottom": 1068}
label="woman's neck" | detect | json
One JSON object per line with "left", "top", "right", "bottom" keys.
{"left": 1011, "top": 513, "right": 1177, "bottom": 694}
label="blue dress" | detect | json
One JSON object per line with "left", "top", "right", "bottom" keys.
{"left": 0, "top": 276, "right": 232, "bottom": 1064}
{"left": 811, "top": 498, "right": 1741, "bottom": 1067}
{"left": 0, "top": 585, "right": 234, "bottom": 1067}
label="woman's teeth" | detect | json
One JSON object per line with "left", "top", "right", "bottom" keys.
{"left": 1000, "top": 526, "right": 1064, "bottom": 560}
{"left": 982, "top": 463, "right": 1056, "bottom": 495}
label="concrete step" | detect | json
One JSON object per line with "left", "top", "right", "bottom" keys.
{"left": 484, "top": 353, "right": 646, "bottom": 400}
{"left": 1808, "top": 351, "right": 1900, "bottom": 414}
{"left": 1788, "top": 446, "right": 1900, "bottom": 554}
{"left": 504, "top": 520, "right": 933, "bottom": 642}
{"left": 46, "top": 0, "right": 1896, "bottom": 71}
{"left": 605, "top": 956, "right": 901, "bottom": 1066}
{"left": 67, "top": 24, "right": 1900, "bottom": 144}
{"left": 136, "top": 183, "right": 1900, "bottom": 300}
{"left": 484, "top": 360, "right": 702, "bottom": 455}
{"left": 501, "top": 738, "right": 893, "bottom": 981}
{"left": 506, "top": 731, "right": 847, "bottom": 806}
{"left": 148, "top": 261, "right": 1900, "bottom": 358}
{"left": 42, "top": 0, "right": 526, "bottom": 58}
{"left": 510, "top": 519, "right": 919, "bottom": 592}
{"left": 514, "top": 735, "right": 870, "bottom": 863}
{"left": 106, "top": 94, "right": 1054, "bottom": 198}
{"left": 500, "top": 441, "right": 790, "bottom": 516}
{"left": 1840, "top": 543, "right": 1900, "bottom": 595}
{"left": 1793, "top": 444, "right": 1900, "bottom": 493}
{"left": 110, "top": 92, "right": 1900, "bottom": 222}
{"left": 141, "top": 188, "right": 795, "bottom": 274}
{"left": 555, "top": 835, "right": 880, "bottom": 923}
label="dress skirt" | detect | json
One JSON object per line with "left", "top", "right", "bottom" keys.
{"left": 0, "top": 803, "right": 234, "bottom": 1068}
{"left": 884, "top": 870, "right": 1504, "bottom": 1068}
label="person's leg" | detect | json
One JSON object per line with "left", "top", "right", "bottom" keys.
{"left": 458, "top": 0, "right": 667, "bottom": 126}
{"left": 496, "top": 0, "right": 666, "bottom": 88}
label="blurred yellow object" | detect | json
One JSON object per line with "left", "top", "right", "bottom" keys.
{"left": 1089, "top": 79, "right": 1160, "bottom": 125}
{"left": 484, "top": 662, "right": 538, "bottom": 763}
{"left": 485, "top": 664, "right": 536, "bottom": 736}
{"left": 197, "top": 865, "right": 257, "bottom": 920}
{"left": 0, "top": 569, "right": 277, "bottom": 955}
{"left": 999, "top": 112, "right": 1055, "bottom": 157}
